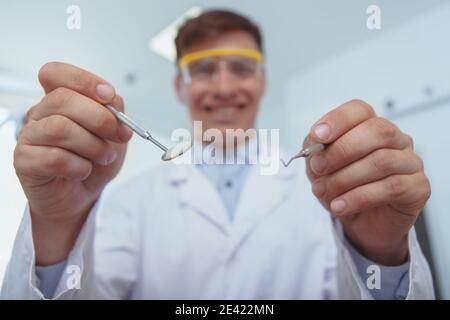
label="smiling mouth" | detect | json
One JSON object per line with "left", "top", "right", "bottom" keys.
{"left": 204, "top": 104, "right": 245, "bottom": 123}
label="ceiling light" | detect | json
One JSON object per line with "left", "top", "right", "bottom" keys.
{"left": 149, "top": 6, "right": 203, "bottom": 63}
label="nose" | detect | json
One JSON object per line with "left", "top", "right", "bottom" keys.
{"left": 212, "top": 61, "right": 238, "bottom": 99}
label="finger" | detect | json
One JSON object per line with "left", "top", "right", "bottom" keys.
{"left": 309, "top": 117, "right": 411, "bottom": 176}
{"left": 111, "top": 95, "right": 134, "bottom": 141}
{"left": 329, "top": 173, "right": 431, "bottom": 217}
{"left": 311, "top": 148, "right": 424, "bottom": 202}
{"left": 309, "top": 99, "right": 376, "bottom": 144}
{"left": 27, "top": 88, "right": 132, "bottom": 143}
{"left": 20, "top": 115, "right": 118, "bottom": 166}
{"left": 14, "top": 144, "right": 93, "bottom": 181}
{"left": 304, "top": 133, "right": 322, "bottom": 182}
{"left": 38, "top": 62, "right": 116, "bottom": 104}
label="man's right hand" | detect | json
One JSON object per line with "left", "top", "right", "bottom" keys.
{"left": 14, "top": 62, "right": 133, "bottom": 265}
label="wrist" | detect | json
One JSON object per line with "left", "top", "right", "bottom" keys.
{"left": 345, "top": 233, "right": 409, "bottom": 266}
{"left": 30, "top": 202, "right": 95, "bottom": 266}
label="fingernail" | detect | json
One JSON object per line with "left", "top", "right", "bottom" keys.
{"left": 331, "top": 199, "right": 347, "bottom": 214}
{"left": 310, "top": 155, "right": 328, "bottom": 174}
{"left": 314, "top": 123, "right": 331, "bottom": 141}
{"left": 96, "top": 84, "right": 115, "bottom": 101}
{"left": 105, "top": 150, "right": 117, "bottom": 165}
{"left": 312, "top": 182, "right": 326, "bottom": 197}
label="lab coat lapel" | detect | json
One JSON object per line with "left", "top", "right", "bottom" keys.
{"left": 167, "top": 160, "right": 231, "bottom": 235}
{"left": 226, "top": 149, "right": 298, "bottom": 258}
{"left": 165, "top": 144, "right": 300, "bottom": 250}
{"left": 236, "top": 162, "right": 296, "bottom": 225}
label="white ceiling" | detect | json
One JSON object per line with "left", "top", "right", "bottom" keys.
{"left": 0, "top": 0, "right": 446, "bottom": 136}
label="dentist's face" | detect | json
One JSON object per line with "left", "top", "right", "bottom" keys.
{"left": 175, "top": 31, "right": 266, "bottom": 138}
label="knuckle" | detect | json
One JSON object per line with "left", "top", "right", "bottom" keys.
{"left": 349, "top": 99, "right": 375, "bottom": 117}
{"left": 17, "top": 121, "right": 36, "bottom": 144}
{"left": 387, "top": 176, "right": 408, "bottom": 198}
{"left": 416, "top": 155, "right": 424, "bottom": 171}
{"left": 333, "top": 139, "right": 352, "bottom": 161}
{"left": 410, "top": 152, "right": 424, "bottom": 172}
{"left": 42, "top": 115, "right": 72, "bottom": 141}
{"left": 357, "top": 190, "right": 373, "bottom": 209}
{"left": 46, "top": 87, "right": 72, "bottom": 109}
{"left": 38, "top": 62, "right": 59, "bottom": 86}
{"left": 17, "top": 122, "right": 31, "bottom": 143}
{"left": 370, "top": 117, "right": 397, "bottom": 141}
{"left": 93, "top": 113, "right": 113, "bottom": 135}
{"left": 72, "top": 68, "right": 94, "bottom": 92}
{"left": 327, "top": 175, "right": 345, "bottom": 196}
{"left": 405, "top": 134, "right": 415, "bottom": 148}
{"left": 311, "top": 178, "right": 326, "bottom": 197}
{"left": 44, "top": 148, "right": 67, "bottom": 171}
{"left": 371, "top": 149, "right": 395, "bottom": 174}
{"left": 422, "top": 176, "right": 432, "bottom": 201}
{"left": 409, "top": 175, "right": 432, "bottom": 210}
{"left": 25, "top": 105, "right": 37, "bottom": 122}
{"left": 13, "top": 145, "right": 25, "bottom": 171}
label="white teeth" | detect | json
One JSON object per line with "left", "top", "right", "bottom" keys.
{"left": 221, "top": 107, "right": 233, "bottom": 117}
{"left": 212, "top": 106, "right": 236, "bottom": 122}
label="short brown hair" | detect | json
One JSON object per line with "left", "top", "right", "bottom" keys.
{"left": 175, "top": 9, "right": 263, "bottom": 62}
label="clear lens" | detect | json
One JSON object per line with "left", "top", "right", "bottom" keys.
{"left": 187, "top": 58, "right": 217, "bottom": 81}
{"left": 182, "top": 55, "right": 261, "bottom": 83}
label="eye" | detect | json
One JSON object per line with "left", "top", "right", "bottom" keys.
{"left": 188, "top": 60, "right": 216, "bottom": 79}
{"left": 229, "top": 59, "right": 258, "bottom": 77}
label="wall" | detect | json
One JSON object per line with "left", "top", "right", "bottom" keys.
{"left": 284, "top": 3, "right": 450, "bottom": 297}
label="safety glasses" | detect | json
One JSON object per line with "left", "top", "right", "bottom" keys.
{"left": 178, "top": 48, "right": 264, "bottom": 84}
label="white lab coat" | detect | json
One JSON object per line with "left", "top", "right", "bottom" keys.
{"left": 1, "top": 148, "right": 434, "bottom": 300}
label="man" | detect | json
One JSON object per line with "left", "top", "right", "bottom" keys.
{"left": 1, "top": 10, "right": 433, "bottom": 299}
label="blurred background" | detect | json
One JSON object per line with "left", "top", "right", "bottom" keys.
{"left": 1, "top": 0, "right": 449, "bottom": 298}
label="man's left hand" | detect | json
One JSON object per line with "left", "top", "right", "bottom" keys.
{"left": 306, "top": 99, "right": 431, "bottom": 266}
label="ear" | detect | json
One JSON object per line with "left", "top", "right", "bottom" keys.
{"left": 174, "top": 73, "right": 188, "bottom": 105}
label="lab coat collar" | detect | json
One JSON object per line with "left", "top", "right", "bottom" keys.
{"left": 167, "top": 137, "right": 295, "bottom": 181}
{"left": 166, "top": 139, "right": 299, "bottom": 238}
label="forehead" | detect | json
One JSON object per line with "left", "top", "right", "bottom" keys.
{"left": 182, "top": 30, "right": 260, "bottom": 56}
